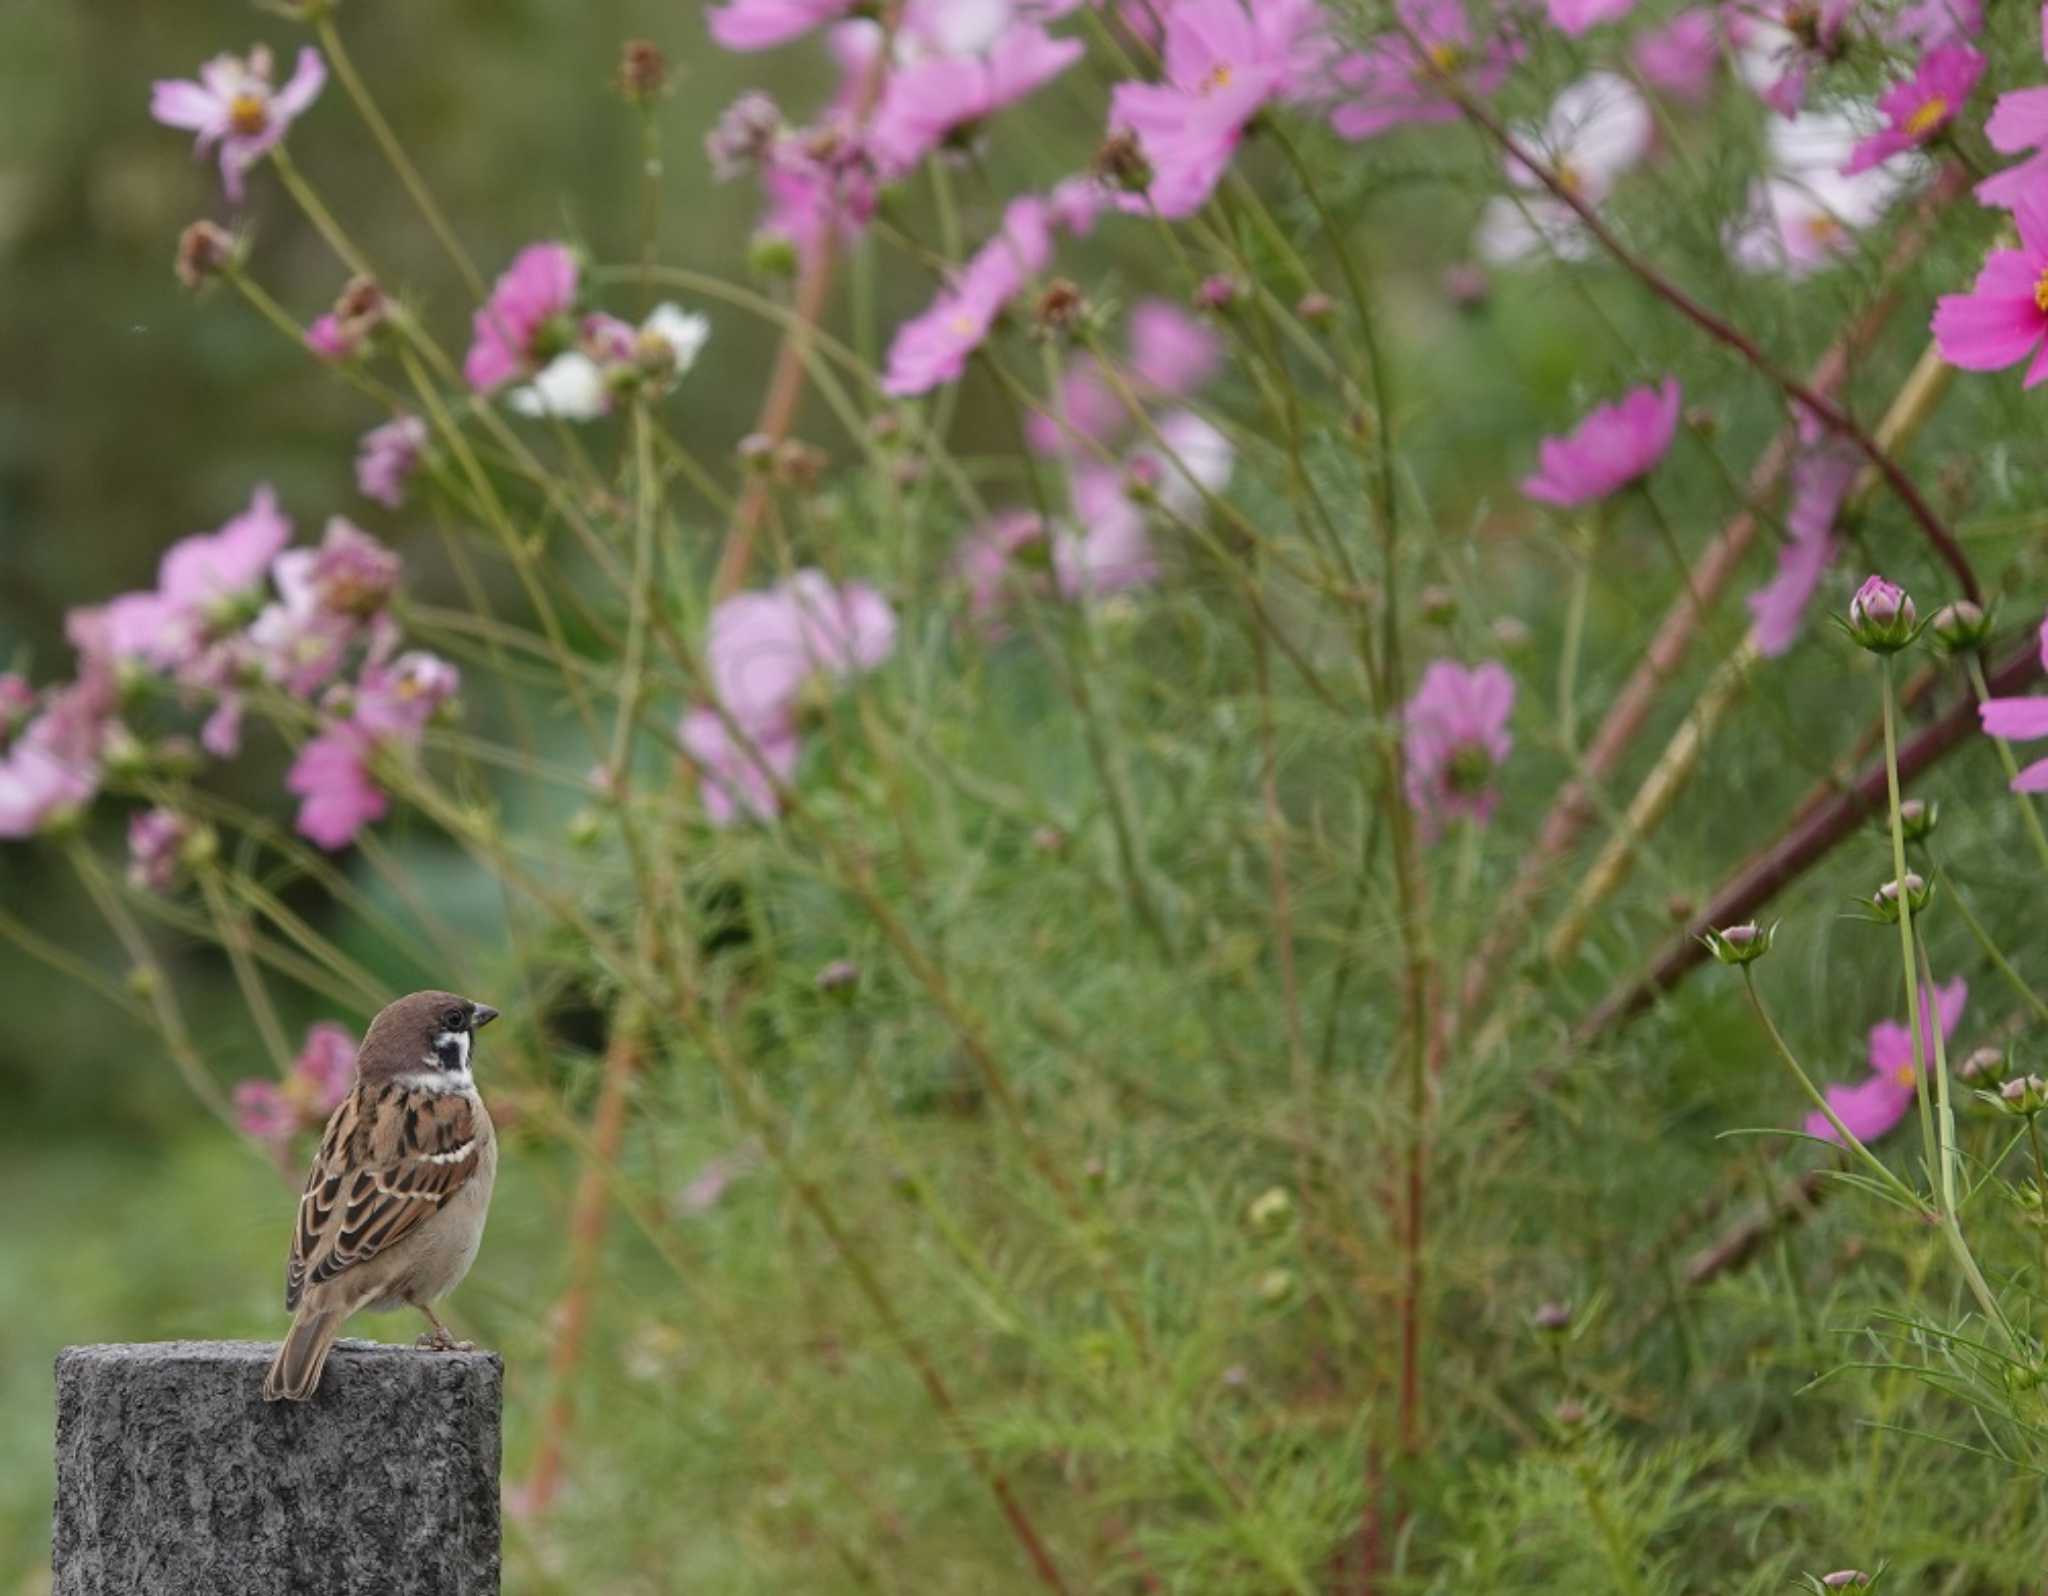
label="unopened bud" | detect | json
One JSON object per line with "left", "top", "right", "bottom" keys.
{"left": 1959, "top": 1045, "right": 2006, "bottom": 1087}
{"left": 1869, "top": 873, "right": 1931, "bottom": 922}
{"left": 1895, "top": 798, "right": 1938, "bottom": 843}
{"left": 1843, "top": 573, "right": 1920, "bottom": 653}
{"left": 1929, "top": 599, "right": 1991, "bottom": 653}
{"left": 1703, "top": 920, "right": 1773, "bottom": 965}
{"left": 737, "top": 433, "right": 777, "bottom": 474}
{"left": 2001, "top": 1075, "right": 2048, "bottom": 1116}
{"left": 1441, "top": 262, "right": 1489, "bottom": 310}
{"left": 773, "top": 439, "right": 828, "bottom": 491}
{"left": 747, "top": 229, "right": 800, "bottom": 280}
{"left": 1818, "top": 1574, "right": 1871, "bottom": 1591}
{"left": 1091, "top": 129, "right": 1152, "bottom": 193}
{"left": 1193, "top": 274, "right": 1242, "bottom": 312}
{"left": 815, "top": 958, "right": 860, "bottom": 998}
{"left": 1295, "top": 290, "right": 1336, "bottom": 324}
{"left": 1032, "top": 277, "right": 1086, "bottom": 338}
{"left": 1532, "top": 1300, "right": 1572, "bottom": 1333}
{"left": 1245, "top": 1186, "right": 1293, "bottom": 1233}
{"left": 1418, "top": 584, "right": 1457, "bottom": 625}
{"left": 566, "top": 808, "right": 603, "bottom": 848}
{"left": 1256, "top": 1267, "right": 1295, "bottom": 1305}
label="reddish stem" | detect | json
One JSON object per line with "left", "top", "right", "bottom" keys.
{"left": 1446, "top": 84, "right": 1980, "bottom": 605}
{"left": 1576, "top": 634, "right": 2044, "bottom": 1039}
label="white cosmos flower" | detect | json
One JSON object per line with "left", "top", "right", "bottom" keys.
{"left": 1725, "top": 110, "right": 1905, "bottom": 277}
{"left": 1480, "top": 72, "right": 1653, "bottom": 264}
{"left": 1143, "top": 410, "right": 1235, "bottom": 519}
{"left": 641, "top": 303, "right": 711, "bottom": 376}
{"left": 509, "top": 352, "right": 609, "bottom": 421}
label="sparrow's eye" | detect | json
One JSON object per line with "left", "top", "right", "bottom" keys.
{"left": 442, "top": 1006, "right": 465, "bottom": 1031}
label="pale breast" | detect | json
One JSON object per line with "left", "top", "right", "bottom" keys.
{"left": 364, "top": 1100, "right": 497, "bottom": 1311}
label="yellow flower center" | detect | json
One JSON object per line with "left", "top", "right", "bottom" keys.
{"left": 947, "top": 311, "right": 979, "bottom": 337}
{"left": 1426, "top": 40, "right": 1467, "bottom": 72}
{"left": 1202, "top": 63, "right": 1233, "bottom": 94}
{"left": 1802, "top": 213, "right": 1844, "bottom": 246}
{"left": 2034, "top": 267, "right": 2048, "bottom": 314}
{"left": 1556, "top": 160, "right": 1585, "bottom": 197}
{"left": 1903, "top": 96, "right": 1949, "bottom": 138}
{"left": 227, "top": 91, "right": 269, "bottom": 137}
{"left": 1898, "top": 1065, "right": 1917, "bottom": 1088}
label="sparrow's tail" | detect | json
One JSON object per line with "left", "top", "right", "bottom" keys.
{"left": 263, "top": 1309, "right": 344, "bottom": 1402}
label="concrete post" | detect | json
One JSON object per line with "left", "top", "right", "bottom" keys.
{"left": 54, "top": 1339, "right": 501, "bottom": 1596}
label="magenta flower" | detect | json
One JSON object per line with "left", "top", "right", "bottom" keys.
{"left": 1402, "top": 661, "right": 1516, "bottom": 837}
{"left": 882, "top": 197, "right": 1055, "bottom": 396}
{"left": 150, "top": 45, "right": 326, "bottom": 204}
{"left": 1980, "top": 68, "right": 2048, "bottom": 207}
{"left": 870, "top": 24, "right": 1084, "bottom": 173}
{"left": 707, "top": 0, "right": 859, "bottom": 50}
{"left": 98, "top": 486, "right": 292, "bottom": 673}
{"left": 1842, "top": 46, "right": 1983, "bottom": 174}
{"left": 1978, "top": 614, "right": 2048, "bottom": 791}
{"left": 1548, "top": 0, "right": 1636, "bottom": 38}
{"left": 355, "top": 415, "right": 429, "bottom": 510}
{"left": 1932, "top": 191, "right": 2048, "bottom": 387}
{"left": 1805, "top": 977, "right": 1967, "bottom": 1144}
{"left": 677, "top": 707, "right": 803, "bottom": 825}
{"left": 1748, "top": 439, "right": 1857, "bottom": 655}
{"left": 1520, "top": 378, "right": 1681, "bottom": 507}
{"left": 1634, "top": 9, "right": 1723, "bottom": 102}
{"left": 305, "top": 313, "right": 357, "bottom": 362}
{"left": 1329, "top": 0, "right": 1521, "bottom": 141}
{"left": 464, "top": 243, "right": 580, "bottom": 393}
{"left": 1107, "top": 0, "right": 1329, "bottom": 217}
{"left": 250, "top": 518, "right": 402, "bottom": 697}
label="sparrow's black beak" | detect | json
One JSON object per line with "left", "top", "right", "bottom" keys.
{"left": 471, "top": 1004, "right": 500, "bottom": 1030}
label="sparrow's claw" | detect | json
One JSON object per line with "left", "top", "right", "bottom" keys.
{"left": 415, "top": 1327, "right": 460, "bottom": 1352}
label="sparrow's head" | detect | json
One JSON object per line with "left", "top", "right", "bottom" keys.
{"left": 358, "top": 989, "right": 500, "bottom": 1085}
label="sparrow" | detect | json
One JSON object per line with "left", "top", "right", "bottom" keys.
{"left": 262, "top": 990, "right": 501, "bottom": 1402}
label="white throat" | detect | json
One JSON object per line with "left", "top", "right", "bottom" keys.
{"left": 398, "top": 1029, "right": 473, "bottom": 1094}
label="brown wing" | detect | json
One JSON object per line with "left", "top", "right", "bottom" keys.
{"left": 285, "top": 1081, "right": 483, "bottom": 1310}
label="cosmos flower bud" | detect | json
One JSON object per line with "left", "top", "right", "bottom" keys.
{"left": 1929, "top": 599, "right": 1991, "bottom": 653}
{"left": 565, "top": 808, "right": 603, "bottom": 849}
{"left": 773, "top": 439, "right": 828, "bottom": 491}
{"left": 1245, "top": 1186, "right": 1293, "bottom": 1233}
{"left": 1442, "top": 262, "right": 1490, "bottom": 310}
{"left": 1123, "top": 455, "right": 1163, "bottom": 504}
{"left": 1418, "top": 584, "right": 1458, "bottom": 625}
{"left": 1532, "top": 1300, "right": 1572, "bottom": 1333}
{"left": 1869, "top": 873, "right": 1931, "bottom": 922}
{"left": 1295, "top": 291, "right": 1336, "bottom": 325}
{"left": 1816, "top": 1573, "right": 1872, "bottom": 1591}
{"left": 737, "top": 433, "right": 777, "bottom": 474}
{"left": 1551, "top": 1398, "right": 1588, "bottom": 1428}
{"left": 815, "top": 958, "right": 860, "bottom": 998}
{"left": 1091, "top": 129, "right": 1152, "bottom": 193}
{"left": 1032, "top": 277, "right": 1086, "bottom": 338}
{"left": 2001, "top": 1075, "right": 2048, "bottom": 1116}
{"left": 1702, "top": 921, "right": 1773, "bottom": 965}
{"left": 1194, "top": 274, "right": 1242, "bottom": 312}
{"left": 1256, "top": 1267, "right": 1295, "bottom": 1305}
{"left": 747, "top": 229, "right": 799, "bottom": 281}
{"left": 1894, "top": 798, "right": 1938, "bottom": 843}
{"left": 1958, "top": 1045, "right": 2006, "bottom": 1087}
{"left": 1842, "top": 574, "right": 1921, "bottom": 653}
{"left": 175, "top": 220, "right": 238, "bottom": 291}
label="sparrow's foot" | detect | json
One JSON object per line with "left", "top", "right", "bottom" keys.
{"left": 414, "top": 1327, "right": 473, "bottom": 1352}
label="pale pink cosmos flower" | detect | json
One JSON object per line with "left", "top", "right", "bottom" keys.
{"left": 869, "top": 23, "right": 1084, "bottom": 172}
{"left": 1736, "top": 0, "right": 1856, "bottom": 117}
{"left": 1520, "top": 378, "right": 1681, "bottom": 506}
{"left": 1748, "top": 437, "right": 1857, "bottom": 655}
{"left": 1328, "top": 0, "right": 1523, "bottom": 142}
{"left": 1054, "top": 467, "right": 1158, "bottom": 599}
{"left": 677, "top": 706, "right": 803, "bottom": 825}
{"left": 250, "top": 518, "right": 401, "bottom": 698}
{"left": 1107, "top": 0, "right": 1330, "bottom": 218}
{"left": 1888, "top": 0, "right": 1982, "bottom": 50}
{"left": 1136, "top": 408, "right": 1236, "bottom": 519}
{"left": 1932, "top": 189, "right": 2048, "bottom": 386}
{"left": 292, "top": 1021, "right": 358, "bottom": 1110}
{"left": 1026, "top": 298, "right": 1221, "bottom": 455}
{"left": 0, "top": 707, "right": 101, "bottom": 839}
{"left": 98, "top": 486, "right": 292, "bottom": 673}
{"left": 1978, "top": 614, "right": 2048, "bottom": 791}
{"left": 356, "top": 415, "right": 429, "bottom": 509}
{"left": 1475, "top": 73, "right": 1655, "bottom": 263}
{"left": 1549, "top": 0, "right": 1636, "bottom": 39}
{"left": 706, "top": 572, "right": 898, "bottom": 730}
{"left": 958, "top": 509, "right": 1052, "bottom": 627}
{"left": 126, "top": 808, "right": 191, "bottom": 894}
{"left": 464, "top": 243, "right": 579, "bottom": 393}
{"left": 150, "top": 45, "right": 326, "bottom": 204}
{"left": 305, "top": 313, "right": 356, "bottom": 362}
{"left": 882, "top": 197, "right": 1055, "bottom": 396}
{"left": 1805, "top": 977, "right": 1967, "bottom": 1144}
{"left": 1726, "top": 110, "right": 1906, "bottom": 276}
{"left": 1633, "top": 9, "right": 1723, "bottom": 103}
{"left": 707, "top": 0, "right": 860, "bottom": 50}
{"left": 1842, "top": 45, "right": 1983, "bottom": 174}
{"left": 285, "top": 724, "right": 387, "bottom": 850}
{"left": 234, "top": 1080, "right": 295, "bottom": 1147}
{"left": 1402, "top": 660, "right": 1516, "bottom": 837}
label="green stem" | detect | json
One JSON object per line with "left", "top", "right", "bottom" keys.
{"left": 1881, "top": 657, "right": 1941, "bottom": 1194}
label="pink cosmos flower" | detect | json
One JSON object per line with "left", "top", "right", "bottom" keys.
{"left": 1978, "top": 614, "right": 2048, "bottom": 791}
{"left": 464, "top": 243, "right": 579, "bottom": 393}
{"left": 1633, "top": 9, "right": 1723, "bottom": 103}
{"left": 1329, "top": 0, "right": 1521, "bottom": 142}
{"left": 1402, "top": 660, "right": 1516, "bottom": 837}
{"left": 882, "top": 197, "right": 1055, "bottom": 396}
{"left": 706, "top": 571, "right": 898, "bottom": 730}
{"left": 1136, "top": 408, "right": 1235, "bottom": 518}
{"left": 1805, "top": 977, "right": 1967, "bottom": 1144}
{"left": 1888, "top": 0, "right": 1982, "bottom": 50}
{"left": 285, "top": 724, "right": 389, "bottom": 850}
{"left": 292, "top": 1021, "right": 358, "bottom": 1110}
{"left": 869, "top": 24, "right": 1084, "bottom": 173}
{"left": 707, "top": 0, "right": 859, "bottom": 50}
{"left": 1549, "top": 0, "right": 1636, "bottom": 38}
{"left": 1932, "top": 190, "right": 2048, "bottom": 386}
{"left": 127, "top": 808, "right": 191, "bottom": 894}
{"left": 1726, "top": 110, "right": 1906, "bottom": 276}
{"left": 1107, "top": 0, "right": 1329, "bottom": 218}
{"left": 0, "top": 707, "right": 100, "bottom": 839}
{"left": 250, "top": 518, "right": 401, "bottom": 697}
{"left": 99, "top": 486, "right": 292, "bottom": 673}
{"left": 1842, "top": 46, "right": 1982, "bottom": 174}
{"left": 1980, "top": 27, "right": 2048, "bottom": 210}
{"left": 150, "top": 45, "right": 326, "bottom": 204}
{"left": 1748, "top": 438, "right": 1857, "bottom": 655}
{"left": 958, "top": 509, "right": 1052, "bottom": 627}
{"left": 0, "top": 674, "right": 32, "bottom": 747}
{"left": 677, "top": 706, "right": 804, "bottom": 825}
{"left": 234, "top": 1080, "right": 294, "bottom": 1146}
{"left": 356, "top": 415, "right": 429, "bottom": 509}
{"left": 1026, "top": 299, "right": 1221, "bottom": 455}
{"left": 1054, "top": 466, "right": 1158, "bottom": 599}
{"left": 305, "top": 313, "right": 356, "bottom": 362}
{"left": 1520, "top": 378, "right": 1681, "bottom": 506}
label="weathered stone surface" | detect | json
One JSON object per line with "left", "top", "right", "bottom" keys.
{"left": 54, "top": 1340, "right": 500, "bottom": 1596}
